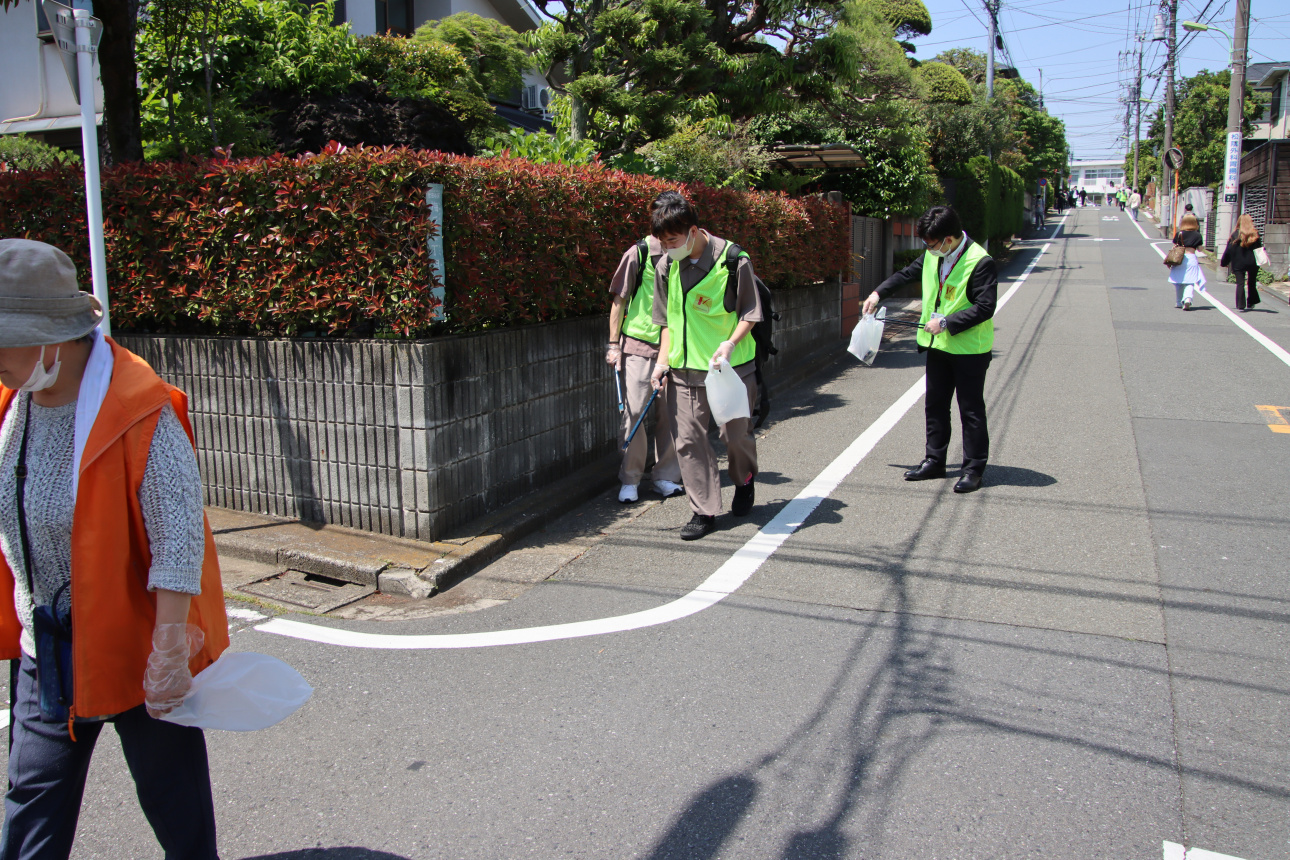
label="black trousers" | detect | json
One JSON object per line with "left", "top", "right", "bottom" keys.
{"left": 925, "top": 348, "right": 991, "bottom": 475}
{"left": 1234, "top": 267, "right": 1260, "bottom": 310}
{"left": 1, "top": 656, "right": 219, "bottom": 860}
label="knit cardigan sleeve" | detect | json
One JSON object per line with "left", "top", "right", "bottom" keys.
{"left": 138, "top": 404, "right": 206, "bottom": 595}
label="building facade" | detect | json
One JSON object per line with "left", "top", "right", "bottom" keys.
{"left": 1067, "top": 159, "right": 1128, "bottom": 205}
{"left": 0, "top": 0, "right": 103, "bottom": 147}
{"left": 1248, "top": 62, "right": 1290, "bottom": 143}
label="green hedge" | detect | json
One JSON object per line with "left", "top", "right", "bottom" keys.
{"left": 0, "top": 144, "right": 849, "bottom": 337}
{"left": 944, "top": 156, "right": 1025, "bottom": 245}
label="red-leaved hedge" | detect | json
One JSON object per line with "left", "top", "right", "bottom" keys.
{"left": 0, "top": 143, "right": 849, "bottom": 337}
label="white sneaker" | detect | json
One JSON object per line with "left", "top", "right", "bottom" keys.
{"left": 618, "top": 484, "right": 639, "bottom": 503}
{"left": 653, "top": 479, "right": 683, "bottom": 498}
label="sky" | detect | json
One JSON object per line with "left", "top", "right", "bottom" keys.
{"left": 907, "top": 0, "right": 1290, "bottom": 163}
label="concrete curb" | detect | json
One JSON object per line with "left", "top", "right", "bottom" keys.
{"left": 213, "top": 336, "right": 851, "bottom": 608}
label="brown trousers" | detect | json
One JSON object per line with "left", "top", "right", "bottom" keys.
{"left": 667, "top": 368, "right": 758, "bottom": 517}
{"left": 619, "top": 354, "right": 681, "bottom": 486}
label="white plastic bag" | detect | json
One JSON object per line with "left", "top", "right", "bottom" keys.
{"left": 1255, "top": 246, "right": 1270, "bottom": 268}
{"left": 161, "top": 651, "right": 312, "bottom": 731}
{"left": 847, "top": 307, "right": 886, "bottom": 365}
{"left": 704, "top": 359, "right": 751, "bottom": 426}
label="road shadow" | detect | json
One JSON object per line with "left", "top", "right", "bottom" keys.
{"left": 240, "top": 850, "right": 412, "bottom": 860}
{"left": 975, "top": 464, "right": 1057, "bottom": 488}
{"left": 643, "top": 774, "right": 759, "bottom": 860}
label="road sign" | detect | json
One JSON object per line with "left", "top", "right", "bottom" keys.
{"left": 1164, "top": 147, "right": 1184, "bottom": 170}
{"left": 1223, "top": 131, "right": 1241, "bottom": 204}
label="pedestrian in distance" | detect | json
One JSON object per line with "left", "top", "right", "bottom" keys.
{"left": 1220, "top": 213, "right": 1263, "bottom": 312}
{"left": 862, "top": 205, "right": 999, "bottom": 494}
{"left": 1169, "top": 213, "right": 1206, "bottom": 311}
{"left": 1128, "top": 188, "right": 1142, "bottom": 221}
{"left": 1117, "top": 188, "right": 1127, "bottom": 211}
{"left": 0, "top": 239, "right": 228, "bottom": 860}
{"left": 606, "top": 192, "right": 684, "bottom": 503}
{"left": 1078, "top": 188, "right": 1087, "bottom": 208}
{"left": 648, "top": 194, "right": 763, "bottom": 541}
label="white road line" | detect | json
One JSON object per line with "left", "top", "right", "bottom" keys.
{"left": 1139, "top": 234, "right": 1290, "bottom": 370}
{"left": 227, "top": 606, "right": 268, "bottom": 622}
{"left": 0, "top": 708, "right": 7, "bottom": 729}
{"left": 1163, "top": 840, "right": 1249, "bottom": 860}
{"left": 257, "top": 241, "right": 1055, "bottom": 650}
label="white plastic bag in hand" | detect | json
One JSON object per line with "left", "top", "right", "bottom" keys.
{"left": 847, "top": 307, "right": 886, "bottom": 365}
{"left": 161, "top": 651, "right": 312, "bottom": 731}
{"left": 704, "top": 359, "right": 752, "bottom": 426}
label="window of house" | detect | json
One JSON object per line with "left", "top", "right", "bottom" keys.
{"left": 1272, "top": 79, "right": 1284, "bottom": 124}
{"left": 375, "top": 0, "right": 413, "bottom": 35}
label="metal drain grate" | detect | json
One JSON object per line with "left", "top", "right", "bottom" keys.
{"left": 238, "top": 570, "right": 376, "bottom": 613}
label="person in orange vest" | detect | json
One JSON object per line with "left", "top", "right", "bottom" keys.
{"left": 0, "top": 240, "right": 228, "bottom": 859}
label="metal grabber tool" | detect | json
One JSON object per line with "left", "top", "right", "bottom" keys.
{"left": 622, "top": 388, "right": 658, "bottom": 451}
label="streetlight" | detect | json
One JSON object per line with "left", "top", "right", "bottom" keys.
{"left": 1181, "top": 20, "right": 1231, "bottom": 51}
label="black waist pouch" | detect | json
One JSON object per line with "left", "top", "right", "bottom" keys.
{"left": 32, "top": 584, "right": 73, "bottom": 724}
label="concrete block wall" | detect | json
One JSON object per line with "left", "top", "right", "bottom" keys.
{"left": 120, "top": 280, "right": 839, "bottom": 542}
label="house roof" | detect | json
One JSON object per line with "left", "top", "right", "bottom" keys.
{"left": 1248, "top": 61, "right": 1289, "bottom": 88}
{"left": 769, "top": 144, "right": 867, "bottom": 170}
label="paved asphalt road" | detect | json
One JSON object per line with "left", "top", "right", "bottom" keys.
{"left": 12, "top": 206, "right": 1290, "bottom": 860}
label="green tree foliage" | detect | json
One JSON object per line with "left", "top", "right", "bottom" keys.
{"left": 413, "top": 13, "right": 533, "bottom": 102}
{"left": 355, "top": 35, "right": 496, "bottom": 132}
{"left": 630, "top": 119, "right": 773, "bottom": 190}
{"left": 0, "top": 136, "right": 81, "bottom": 171}
{"left": 1141, "top": 69, "right": 1266, "bottom": 190}
{"left": 917, "top": 62, "right": 972, "bottom": 105}
{"left": 933, "top": 47, "right": 986, "bottom": 83}
{"left": 870, "top": 0, "right": 932, "bottom": 39}
{"left": 527, "top": 0, "right": 726, "bottom": 151}
{"left": 481, "top": 127, "right": 601, "bottom": 164}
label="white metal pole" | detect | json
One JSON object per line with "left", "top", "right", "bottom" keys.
{"left": 72, "top": 1, "right": 110, "bottom": 336}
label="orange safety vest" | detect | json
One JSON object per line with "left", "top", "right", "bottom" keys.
{"left": 0, "top": 339, "right": 228, "bottom": 720}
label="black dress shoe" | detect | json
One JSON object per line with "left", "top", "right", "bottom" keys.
{"left": 731, "top": 479, "right": 755, "bottom": 516}
{"left": 953, "top": 472, "right": 983, "bottom": 493}
{"left": 680, "top": 514, "right": 716, "bottom": 540}
{"left": 904, "top": 458, "right": 946, "bottom": 481}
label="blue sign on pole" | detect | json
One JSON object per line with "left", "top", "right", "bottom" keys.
{"left": 426, "top": 184, "right": 446, "bottom": 321}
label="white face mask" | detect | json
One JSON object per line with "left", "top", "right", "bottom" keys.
{"left": 19, "top": 345, "right": 61, "bottom": 393}
{"left": 665, "top": 229, "right": 696, "bottom": 262}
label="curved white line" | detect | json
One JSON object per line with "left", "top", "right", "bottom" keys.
{"left": 257, "top": 243, "right": 1054, "bottom": 649}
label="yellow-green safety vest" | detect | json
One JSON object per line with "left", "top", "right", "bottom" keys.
{"left": 917, "top": 240, "right": 993, "bottom": 354}
{"left": 621, "top": 239, "right": 661, "bottom": 345}
{"left": 665, "top": 246, "right": 755, "bottom": 371}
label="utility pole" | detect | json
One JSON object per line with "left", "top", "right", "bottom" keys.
{"left": 1216, "top": 0, "right": 1251, "bottom": 247}
{"left": 986, "top": 0, "right": 998, "bottom": 100}
{"left": 1161, "top": 0, "right": 1177, "bottom": 228}
{"left": 1133, "top": 36, "right": 1144, "bottom": 191}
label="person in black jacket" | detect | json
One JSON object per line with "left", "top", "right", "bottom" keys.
{"left": 862, "top": 206, "right": 999, "bottom": 493}
{"left": 1220, "top": 213, "right": 1263, "bottom": 312}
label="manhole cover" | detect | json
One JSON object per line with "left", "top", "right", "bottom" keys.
{"left": 239, "top": 570, "right": 376, "bottom": 613}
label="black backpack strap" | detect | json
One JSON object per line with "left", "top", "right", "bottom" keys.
{"left": 724, "top": 242, "right": 742, "bottom": 313}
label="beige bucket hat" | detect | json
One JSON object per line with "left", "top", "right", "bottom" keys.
{"left": 0, "top": 239, "right": 103, "bottom": 348}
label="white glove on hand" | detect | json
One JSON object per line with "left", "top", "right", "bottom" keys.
{"left": 144, "top": 623, "right": 204, "bottom": 718}
{"left": 710, "top": 341, "right": 735, "bottom": 370}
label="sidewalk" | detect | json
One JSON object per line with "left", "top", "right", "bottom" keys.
{"left": 214, "top": 322, "right": 870, "bottom": 616}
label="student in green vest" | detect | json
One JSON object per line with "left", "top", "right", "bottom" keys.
{"left": 606, "top": 192, "right": 684, "bottom": 503}
{"left": 647, "top": 194, "right": 763, "bottom": 540}
{"left": 862, "top": 205, "right": 998, "bottom": 493}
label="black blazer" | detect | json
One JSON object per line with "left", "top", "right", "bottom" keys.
{"left": 1220, "top": 232, "right": 1263, "bottom": 271}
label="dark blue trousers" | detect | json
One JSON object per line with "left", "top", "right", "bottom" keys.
{"left": 1, "top": 656, "right": 218, "bottom": 860}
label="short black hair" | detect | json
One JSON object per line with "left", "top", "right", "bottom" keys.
{"left": 651, "top": 194, "right": 700, "bottom": 238}
{"left": 651, "top": 190, "right": 684, "bottom": 211}
{"left": 916, "top": 206, "right": 963, "bottom": 242}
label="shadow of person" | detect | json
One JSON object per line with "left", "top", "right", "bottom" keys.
{"left": 975, "top": 464, "right": 1057, "bottom": 487}
{"left": 795, "top": 497, "right": 846, "bottom": 530}
{"left": 240, "top": 850, "right": 413, "bottom": 860}
{"left": 644, "top": 774, "right": 759, "bottom": 860}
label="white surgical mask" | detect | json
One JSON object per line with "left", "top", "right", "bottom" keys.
{"left": 666, "top": 229, "right": 696, "bottom": 262}
{"left": 926, "top": 245, "right": 948, "bottom": 259}
{"left": 19, "top": 345, "right": 61, "bottom": 393}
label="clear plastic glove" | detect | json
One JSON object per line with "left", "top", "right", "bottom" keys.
{"left": 710, "top": 340, "right": 735, "bottom": 370}
{"left": 650, "top": 363, "right": 670, "bottom": 391}
{"left": 605, "top": 344, "right": 622, "bottom": 366}
{"left": 144, "top": 623, "right": 204, "bottom": 719}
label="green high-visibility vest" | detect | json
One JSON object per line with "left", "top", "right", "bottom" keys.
{"left": 917, "top": 240, "right": 993, "bottom": 354}
{"left": 621, "top": 240, "right": 661, "bottom": 345}
{"left": 665, "top": 246, "right": 756, "bottom": 371}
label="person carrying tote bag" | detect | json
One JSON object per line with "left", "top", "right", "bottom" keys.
{"left": 1168, "top": 214, "right": 1206, "bottom": 310}
{"left": 1220, "top": 214, "right": 1263, "bottom": 312}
